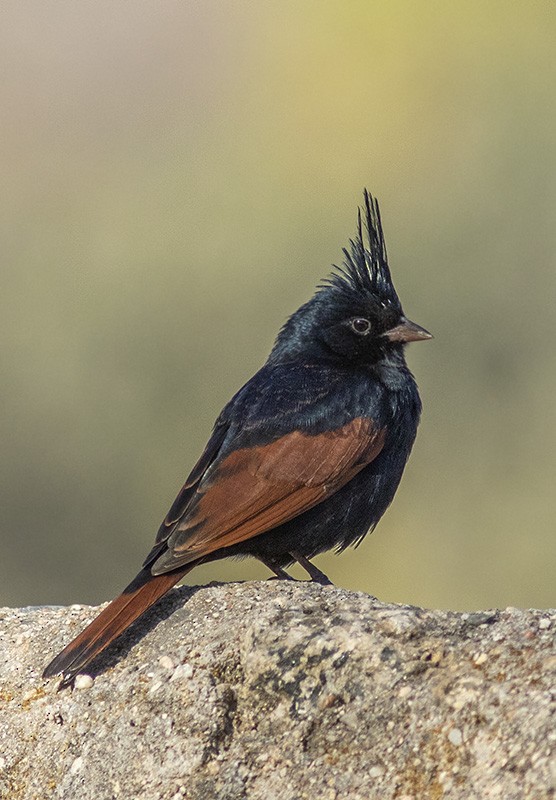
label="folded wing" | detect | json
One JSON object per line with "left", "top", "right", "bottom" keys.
{"left": 151, "top": 416, "right": 386, "bottom": 574}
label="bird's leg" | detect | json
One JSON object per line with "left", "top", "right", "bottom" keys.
{"left": 289, "top": 551, "right": 334, "bottom": 586}
{"left": 257, "top": 555, "right": 296, "bottom": 581}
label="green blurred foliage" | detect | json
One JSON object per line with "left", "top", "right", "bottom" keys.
{"left": 1, "top": 1, "right": 554, "bottom": 610}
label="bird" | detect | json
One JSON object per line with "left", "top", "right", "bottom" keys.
{"left": 43, "top": 190, "right": 432, "bottom": 687}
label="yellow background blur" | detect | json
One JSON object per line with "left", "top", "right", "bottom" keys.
{"left": 1, "top": 2, "right": 554, "bottom": 611}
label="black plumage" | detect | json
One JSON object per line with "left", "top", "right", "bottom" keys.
{"left": 43, "top": 190, "right": 431, "bottom": 687}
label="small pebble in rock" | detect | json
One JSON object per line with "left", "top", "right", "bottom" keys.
{"left": 538, "top": 618, "right": 551, "bottom": 630}
{"left": 430, "top": 650, "right": 443, "bottom": 665}
{"left": 318, "top": 693, "right": 340, "bottom": 710}
{"left": 70, "top": 756, "right": 84, "bottom": 774}
{"left": 170, "top": 663, "right": 194, "bottom": 681}
{"left": 473, "top": 652, "right": 488, "bottom": 665}
{"left": 74, "top": 674, "right": 94, "bottom": 690}
{"left": 158, "top": 656, "right": 175, "bottom": 670}
{"left": 448, "top": 728, "right": 463, "bottom": 746}
{"left": 341, "top": 712, "right": 359, "bottom": 731}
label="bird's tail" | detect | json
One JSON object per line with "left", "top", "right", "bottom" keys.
{"left": 42, "top": 565, "right": 192, "bottom": 687}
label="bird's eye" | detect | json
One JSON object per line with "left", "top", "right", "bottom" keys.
{"left": 350, "top": 317, "right": 371, "bottom": 334}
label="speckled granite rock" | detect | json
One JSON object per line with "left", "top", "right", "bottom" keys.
{"left": 0, "top": 582, "right": 554, "bottom": 799}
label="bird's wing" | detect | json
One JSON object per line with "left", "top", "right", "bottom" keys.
{"left": 142, "top": 420, "right": 230, "bottom": 567}
{"left": 150, "top": 416, "right": 386, "bottom": 574}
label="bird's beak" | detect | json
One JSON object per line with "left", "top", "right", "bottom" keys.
{"left": 383, "top": 317, "right": 433, "bottom": 343}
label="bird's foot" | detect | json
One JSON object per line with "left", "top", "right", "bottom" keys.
{"left": 258, "top": 556, "right": 296, "bottom": 581}
{"left": 289, "top": 552, "right": 334, "bottom": 586}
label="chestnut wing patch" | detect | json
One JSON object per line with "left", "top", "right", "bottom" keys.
{"left": 151, "top": 417, "right": 385, "bottom": 574}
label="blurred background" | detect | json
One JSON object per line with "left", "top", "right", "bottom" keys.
{"left": 1, "top": 2, "right": 554, "bottom": 611}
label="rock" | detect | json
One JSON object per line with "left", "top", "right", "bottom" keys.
{"left": 0, "top": 582, "right": 554, "bottom": 799}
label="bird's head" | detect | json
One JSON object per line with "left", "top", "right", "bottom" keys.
{"left": 269, "top": 190, "right": 432, "bottom": 368}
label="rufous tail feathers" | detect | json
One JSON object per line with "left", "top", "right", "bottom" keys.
{"left": 43, "top": 565, "right": 192, "bottom": 687}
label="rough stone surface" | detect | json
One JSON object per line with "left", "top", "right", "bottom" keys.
{"left": 1, "top": 581, "right": 554, "bottom": 799}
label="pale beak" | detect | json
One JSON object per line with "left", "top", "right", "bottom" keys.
{"left": 383, "top": 317, "right": 433, "bottom": 343}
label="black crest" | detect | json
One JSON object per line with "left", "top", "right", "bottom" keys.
{"left": 325, "top": 190, "right": 402, "bottom": 311}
